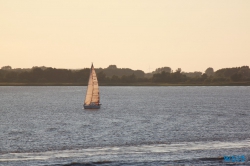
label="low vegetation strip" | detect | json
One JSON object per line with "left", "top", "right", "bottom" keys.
{"left": 1, "top": 65, "right": 250, "bottom": 86}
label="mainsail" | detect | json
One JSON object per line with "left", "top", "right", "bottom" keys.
{"left": 84, "top": 64, "right": 100, "bottom": 106}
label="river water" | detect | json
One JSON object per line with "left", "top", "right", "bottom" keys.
{"left": 0, "top": 86, "right": 249, "bottom": 165}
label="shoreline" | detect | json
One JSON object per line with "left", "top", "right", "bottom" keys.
{"left": 1, "top": 82, "right": 250, "bottom": 86}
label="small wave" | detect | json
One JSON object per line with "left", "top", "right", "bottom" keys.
{"left": 61, "top": 161, "right": 112, "bottom": 166}
{"left": 50, "top": 158, "right": 240, "bottom": 166}
{"left": 8, "top": 131, "right": 26, "bottom": 135}
{"left": 46, "top": 128, "right": 57, "bottom": 132}
{"left": 1, "top": 139, "right": 250, "bottom": 163}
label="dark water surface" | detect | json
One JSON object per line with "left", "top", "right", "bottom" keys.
{"left": 0, "top": 86, "right": 249, "bottom": 165}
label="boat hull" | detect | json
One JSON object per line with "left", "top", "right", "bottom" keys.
{"left": 83, "top": 105, "right": 100, "bottom": 109}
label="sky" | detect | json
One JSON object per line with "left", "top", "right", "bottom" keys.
{"left": 0, "top": 0, "right": 250, "bottom": 73}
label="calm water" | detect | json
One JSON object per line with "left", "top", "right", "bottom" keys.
{"left": 0, "top": 86, "right": 250, "bottom": 166}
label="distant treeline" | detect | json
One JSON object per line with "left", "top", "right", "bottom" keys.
{"left": 0, "top": 65, "right": 144, "bottom": 84}
{"left": 0, "top": 65, "right": 250, "bottom": 84}
{"left": 152, "top": 66, "right": 250, "bottom": 83}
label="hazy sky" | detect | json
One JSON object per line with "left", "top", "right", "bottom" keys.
{"left": 1, "top": 0, "right": 250, "bottom": 73}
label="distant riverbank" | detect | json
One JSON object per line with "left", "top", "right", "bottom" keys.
{"left": 1, "top": 82, "right": 250, "bottom": 86}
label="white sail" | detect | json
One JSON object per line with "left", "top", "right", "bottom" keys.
{"left": 84, "top": 64, "right": 100, "bottom": 105}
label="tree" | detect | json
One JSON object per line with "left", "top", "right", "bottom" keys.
{"left": 205, "top": 67, "right": 214, "bottom": 76}
{"left": 231, "top": 73, "right": 242, "bottom": 82}
{"left": 5, "top": 71, "right": 17, "bottom": 82}
{"left": 238, "top": 66, "right": 250, "bottom": 80}
{"left": 153, "top": 67, "right": 171, "bottom": 74}
{"left": 111, "top": 75, "right": 120, "bottom": 83}
{"left": 107, "top": 65, "right": 117, "bottom": 69}
{"left": 18, "top": 71, "right": 30, "bottom": 82}
{"left": 171, "top": 69, "right": 186, "bottom": 83}
{"left": 30, "top": 68, "right": 44, "bottom": 82}
{"left": 182, "top": 71, "right": 202, "bottom": 78}
{"left": 175, "top": 68, "right": 181, "bottom": 73}
{"left": 152, "top": 71, "right": 167, "bottom": 82}
{"left": 97, "top": 71, "right": 106, "bottom": 82}
{"left": 128, "top": 73, "right": 136, "bottom": 83}
{"left": 0, "top": 71, "right": 3, "bottom": 82}
{"left": 201, "top": 73, "right": 208, "bottom": 81}
{"left": 1, "top": 66, "right": 12, "bottom": 70}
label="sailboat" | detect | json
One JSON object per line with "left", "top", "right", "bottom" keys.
{"left": 83, "top": 63, "right": 101, "bottom": 109}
